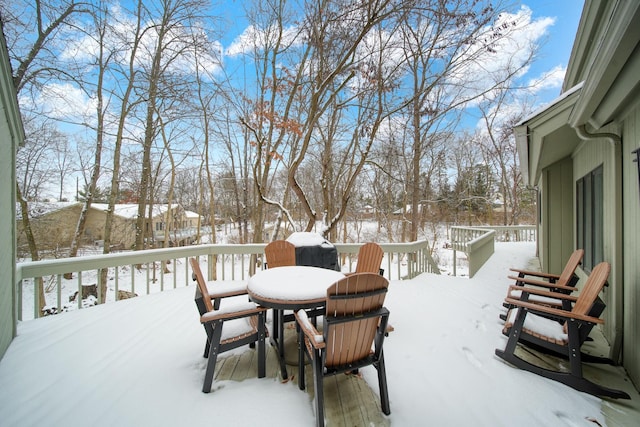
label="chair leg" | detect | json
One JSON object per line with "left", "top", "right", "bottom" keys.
{"left": 202, "top": 316, "right": 213, "bottom": 357}
{"left": 203, "top": 320, "right": 223, "bottom": 393}
{"left": 277, "top": 309, "right": 289, "bottom": 380}
{"left": 376, "top": 351, "right": 391, "bottom": 415}
{"left": 496, "top": 313, "right": 631, "bottom": 399}
{"left": 496, "top": 344, "right": 630, "bottom": 399}
{"left": 258, "top": 311, "right": 266, "bottom": 378}
{"left": 298, "top": 328, "right": 306, "bottom": 390}
{"left": 203, "top": 340, "right": 210, "bottom": 358}
{"left": 312, "top": 350, "right": 324, "bottom": 427}
{"left": 564, "top": 321, "right": 630, "bottom": 399}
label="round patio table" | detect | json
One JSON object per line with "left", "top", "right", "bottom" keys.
{"left": 247, "top": 266, "right": 345, "bottom": 379}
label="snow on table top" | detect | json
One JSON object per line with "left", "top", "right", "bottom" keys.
{"left": 248, "top": 266, "right": 344, "bottom": 301}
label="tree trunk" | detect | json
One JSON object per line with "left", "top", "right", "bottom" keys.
{"left": 16, "top": 184, "right": 45, "bottom": 315}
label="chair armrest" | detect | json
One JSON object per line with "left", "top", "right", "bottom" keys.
{"left": 504, "top": 297, "right": 604, "bottom": 325}
{"left": 507, "top": 285, "right": 579, "bottom": 303}
{"left": 294, "top": 310, "right": 325, "bottom": 349}
{"left": 200, "top": 304, "right": 267, "bottom": 324}
{"left": 507, "top": 288, "right": 564, "bottom": 308}
{"left": 507, "top": 275, "right": 576, "bottom": 292}
{"left": 209, "top": 289, "right": 248, "bottom": 299}
{"left": 509, "top": 268, "right": 560, "bottom": 281}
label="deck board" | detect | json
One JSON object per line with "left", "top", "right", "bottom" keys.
{"left": 210, "top": 327, "right": 390, "bottom": 426}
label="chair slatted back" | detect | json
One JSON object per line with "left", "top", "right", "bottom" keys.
{"left": 265, "top": 240, "right": 296, "bottom": 268}
{"left": 558, "top": 249, "right": 584, "bottom": 286}
{"left": 190, "top": 258, "right": 213, "bottom": 313}
{"left": 572, "top": 262, "right": 610, "bottom": 316}
{"left": 324, "top": 273, "right": 388, "bottom": 367}
{"left": 355, "top": 242, "right": 384, "bottom": 274}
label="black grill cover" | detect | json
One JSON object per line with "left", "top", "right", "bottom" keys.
{"left": 286, "top": 232, "right": 340, "bottom": 271}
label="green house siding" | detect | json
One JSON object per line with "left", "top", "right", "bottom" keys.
{"left": 571, "top": 128, "right": 624, "bottom": 349}
{"left": 516, "top": 0, "right": 640, "bottom": 391}
{"left": 0, "top": 92, "right": 17, "bottom": 360}
{"left": 0, "top": 30, "right": 22, "bottom": 361}
{"left": 541, "top": 158, "right": 574, "bottom": 275}
{"left": 622, "top": 107, "right": 640, "bottom": 385}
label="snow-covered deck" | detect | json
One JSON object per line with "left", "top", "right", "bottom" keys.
{"left": 1, "top": 243, "right": 637, "bottom": 426}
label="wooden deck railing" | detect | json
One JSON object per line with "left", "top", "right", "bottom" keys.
{"left": 450, "top": 225, "right": 537, "bottom": 277}
{"left": 16, "top": 240, "right": 440, "bottom": 320}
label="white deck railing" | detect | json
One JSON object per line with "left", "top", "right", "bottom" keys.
{"left": 450, "top": 225, "right": 537, "bottom": 277}
{"left": 16, "top": 240, "right": 440, "bottom": 320}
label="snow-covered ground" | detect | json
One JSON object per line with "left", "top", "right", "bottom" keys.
{"left": 0, "top": 242, "right": 612, "bottom": 426}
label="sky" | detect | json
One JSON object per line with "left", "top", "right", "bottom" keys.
{"left": 38, "top": 0, "right": 586, "bottom": 125}
{"left": 524, "top": 1, "right": 584, "bottom": 98}
{"left": 1, "top": 241, "right": 631, "bottom": 426}
{"left": 214, "top": 0, "right": 585, "bottom": 108}
{"left": 9, "top": 0, "right": 587, "bottom": 201}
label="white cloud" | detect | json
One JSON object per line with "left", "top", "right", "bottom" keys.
{"left": 59, "top": 4, "right": 223, "bottom": 79}
{"left": 526, "top": 64, "right": 565, "bottom": 93}
{"left": 446, "top": 5, "right": 556, "bottom": 107}
{"left": 20, "top": 82, "right": 96, "bottom": 123}
{"left": 225, "top": 24, "right": 301, "bottom": 57}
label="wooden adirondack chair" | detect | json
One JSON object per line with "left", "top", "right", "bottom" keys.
{"left": 264, "top": 239, "right": 300, "bottom": 329}
{"left": 190, "top": 257, "right": 247, "bottom": 311}
{"left": 348, "top": 242, "right": 384, "bottom": 276}
{"left": 264, "top": 240, "right": 296, "bottom": 269}
{"left": 190, "top": 258, "right": 250, "bottom": 357}
{"left": 191, "top": 258, "right": 267, "bottom": 393}
{"left": 508, "top": 248, "right": 583, "bottom": 292}
{"left": 500, "top": 249, "right": 584, "bottom": 319}
{"left": 295, "top": 273, "right": 391, "bottom": 426}
{"left": 495, "top": 262, "right": 630, "bottom": 399}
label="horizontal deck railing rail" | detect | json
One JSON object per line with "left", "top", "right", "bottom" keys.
{"left": 16, "top": 240, "right": 440, "bottom": 320}
{"left": 450, "top": 225, "right": 536, "bottom": 277}
{"left": 472, "top": 225, "right": 537, "bottom": 242}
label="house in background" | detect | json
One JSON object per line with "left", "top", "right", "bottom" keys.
{"left": 0, "top": 25, "right": 22, "bottom": 361}
{"left": 16, "top": 202, "right": 201, "bottom": 253}
{"left": 514, "top": 1, "right": 640, "bottom": 390}
{"left": 183, "top": 209, "right": 202, "bottom": 228}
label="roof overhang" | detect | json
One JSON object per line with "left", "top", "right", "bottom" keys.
{"left": 0, "top": 30, "right": 24, "bottom": 146}
{"left": 515, "top": 83, "right": 583, "bottom": 186}
{"left": 568, "top": 1, "right": 640, "bottom": 128}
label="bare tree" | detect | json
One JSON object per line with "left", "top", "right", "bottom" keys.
{"left": 102, "top": 0, "right": 144, "bottom": 258}
{"left": 477, "top": 95, "right": 532, "bottom": 226}
{"left": 51, "top": 133, "right": 75, "bottom": 201}
{"left": 395, "top": 0, "right": 526, "bottom": 240}
{"left": 132, "top": 0, "right": 210, "bottom": 251}
{"left": 15, "top": 118, "right": 60, "bottom": 201}
{"left": 240, "top": 0, "right": 407, "bottom": 240}
{"left": 67, "top": 1, "right": 114, "bottom": 273}
{"left": 3, "top": 0, "right": 89, "bottom": 314}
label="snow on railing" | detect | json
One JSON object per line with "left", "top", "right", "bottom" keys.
{"left": 16, "top": 240, "right": 439, "bottom": 320}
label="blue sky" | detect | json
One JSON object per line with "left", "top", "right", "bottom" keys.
{"left": 12, "top": 0, "right": 588, "bottom": 200}
{"left": 26, "top": 0, "right": 585, "bottom": 132}
{"left": 214, "top": 1, "right": 585, "bottom": 112}
{"left": 525, "top": 0, "right": 584, "bottom": 98}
